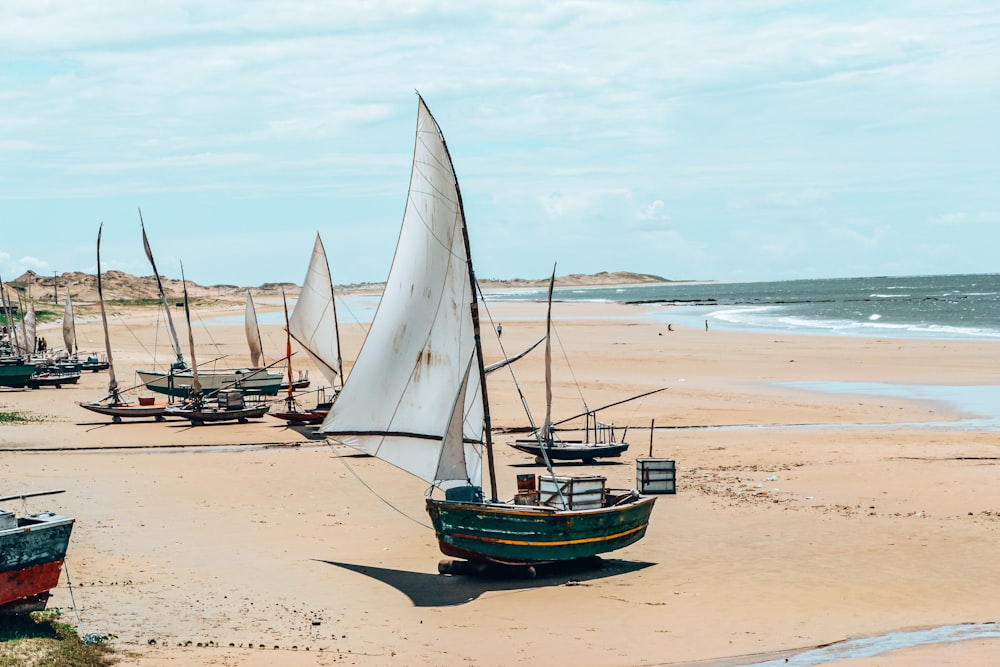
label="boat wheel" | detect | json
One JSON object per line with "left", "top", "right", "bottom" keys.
{"left": 113, "top": 415, "right": 122, "bottom": 424}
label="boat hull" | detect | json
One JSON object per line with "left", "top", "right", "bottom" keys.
{"left": 165, "top": 404, "right": 270, "bottom": 424}
{"left": 136, "top": 369, "right": 284, "bottom": 398}
{"left": 0, "top": 359, "right": 35, "bottom": 388}
{"left": 425, "top": 494, "right": 655, "bottom": 565}
{"left": 509, "top": 440, "right": 629, "bottom": 461}
{"left": 269, "top": 409, "right": 328, "bottom": 424}
{"left": 28, "top": 371, "right": 81, "bottom": 388}
{"left": 0, "top": 512, "right": 74, "bottom": 613}
{"left": 77, "top": 400, "right": 170, "bottom": 422}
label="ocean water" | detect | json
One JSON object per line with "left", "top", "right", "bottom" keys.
{"left": 487, "top": 273, "right": 1000, "bottom": 340}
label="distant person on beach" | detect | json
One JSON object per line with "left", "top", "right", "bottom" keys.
{"left": 705, "top": 320, "right": 709, "bottom": 331}
{"left": 497, "top": 323, "right": 503, "bottom": 337}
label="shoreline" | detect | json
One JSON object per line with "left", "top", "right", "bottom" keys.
{"left": 3, "top": 298, "right": 999, "bottom": 665}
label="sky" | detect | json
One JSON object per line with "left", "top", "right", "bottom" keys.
{"left": 2, "top": 1, "right": 999, "bottom": 289}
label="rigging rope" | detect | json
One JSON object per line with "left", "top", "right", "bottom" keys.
{"left": 327, "top": 440, "right": 432, "bottom": 530}
{"left": 63, "top": 558, "right": 85, "bottom": 633}
{"left": 551, "top": 321, "right": 589, "bottom": 415}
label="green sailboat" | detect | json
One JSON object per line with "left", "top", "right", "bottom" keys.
{"left": 320, "top": 96, "right": 655, "bottom": 567}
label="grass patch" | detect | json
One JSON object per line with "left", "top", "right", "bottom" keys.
{"left": 0, "top": 610, "right": 117, "bottom": 666}
{"left": 0, "top": 411, "right": 35, "bottom": 424}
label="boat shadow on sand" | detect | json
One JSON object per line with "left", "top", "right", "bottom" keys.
{"left": 319, "top": 557, "right": 654, "bottom": 607}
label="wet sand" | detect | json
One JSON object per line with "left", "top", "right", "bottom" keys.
{"left": 2, "top": 297, "right": 999, "bottom": 666}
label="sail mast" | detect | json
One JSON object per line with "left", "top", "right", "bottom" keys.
{"left": 282, "top": 289, "right": 294, "bottom": 402}
{"left": 417, "top": 94, "right": 498, "bottom": 501}
{"left": 96, "top": 225, "right": 119, "bottom": 400}
{"left": 326, "top": 241, "right": 345, "bottom": 390}
{"left": 541, "top": 265, "right": 556, "bottom": 444}
{"left": 179, "top": 263, "right": 201, "bottom": 397}
{"left": 139, "top": 209, "right": 185, "bottom": 369}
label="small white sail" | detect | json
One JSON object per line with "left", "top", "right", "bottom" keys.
{"left": 23, "top": 302, "right": 36, "bottom": 356}
{"left": 321, "top": 98, "right": 484, "bottom": 488}
{"left": 288, "top": 234, "right": 343, "bottom": 387}
{"left": 62, "top": 292, "right": 76, "bottom": 356}
{"left": 245, "top": 291, "right": 264, "bottom": 368}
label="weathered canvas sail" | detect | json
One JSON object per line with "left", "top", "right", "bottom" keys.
{"left": 321, "top": 98, "right": 484, "bottom": 488}
{"left": 62, "top": 293, "right": 76, "bottom": 356}
{"left": 288, "top": 234, "right": 343, "bottom": 387}
{"left": 23, "top": 302, "right": 36, "bottom": 356}
{"left": 245, "top": 291, "right": 264, "bottom": 368}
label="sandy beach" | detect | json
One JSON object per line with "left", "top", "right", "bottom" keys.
{"left": 3, "top": 296, "right": 999, "bottom": 666}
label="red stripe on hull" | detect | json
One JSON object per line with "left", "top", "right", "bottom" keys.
{"left": 0, "top": 560, "right": 64, "bottom": 607}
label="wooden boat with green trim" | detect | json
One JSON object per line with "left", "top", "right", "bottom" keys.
{"left": 426, "top": 490, "right": 654, "bottom": 565}
{"left": 321, "top": 96, "right": 656, "bottom": 569}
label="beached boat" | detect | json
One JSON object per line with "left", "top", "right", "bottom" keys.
{"left": 134, "top": 215, "right": 284, "bottom": 398}
{"left": 321, "top": 96, "right": 656, "bottom": 568}
{"left": 28, "top": 368, "right": 81, "bottom": 388}
{"left": 506, "top": 276, "right": 665, "bottom": 463}
{"left": 164, "top": 389, "right": 270, "bottom": 425}
{"left": 0, "top": 490, "right": 74, "bottom": 614}
{"left": 78, "top": 224, "right": 172, "bottom": 422}
{"left": 0, "top": 357, "right": 35, "bottom": 389}
{"left": 161, "top": 269, "right": 272, "bottom": 425}
{"left": 271, "top": 235, "right": 345, "bottom": 424}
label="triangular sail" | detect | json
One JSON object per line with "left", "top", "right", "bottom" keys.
{"left": 96, "top": 225, "right": 119, "bottom": 396}
{"left": 288, "top": 234, "right": 343, "bottom": 388}
{"left": 140, "top": 210, "right": 186, "bottom": 369}
{"left": 62, "top": 292, "right": 76, "bottom": 356}
{"left": 23, "top": 301, "right": 36, "bottom": 356}
{"left": 245, "top": 291, "right": 264, "bottom": 368}
{"left": 321, "top": 97, "right": 485, "bottom": 489}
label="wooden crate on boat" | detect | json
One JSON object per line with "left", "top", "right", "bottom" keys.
{"left": 538, "top": 475, "right": 606, "bottom": 510}
{"left": 636, "top": 458, "right": 676, "bottom": 494}
{"left": 514, "top": 491, "right": 540, "bottom": 506}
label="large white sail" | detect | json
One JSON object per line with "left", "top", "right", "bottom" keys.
{"left": 62, "top": 293, "right": 76, "bottom": 356}
{"left": 245, "top": 292, "right": 264, "bottom": 368}
{"left": 288, "top": 234, "right": 343, "bottom": 387}
{"left": 321, "top": 98, "right": 484, "bottom": 488}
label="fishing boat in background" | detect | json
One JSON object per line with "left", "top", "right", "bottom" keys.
{"left": 162, "top": 267, "right": 271, "bottom": 425}
{"left": 507, "top": 271, "right": 665, "bottom": 463}
{"left": 0, "top": 357, "right": 35, "bottom": 389}
{"left": 27, "top": 368, "right": 81, "bottom": 389}
{"left": 0, "top": 278, "right": 37, "bottom": 389}
{"left": 134, "top": 214, "right": 284, "bottom": 398}
{"left": 271, "top": 235, "right": 345, "bottom": 425}
{"left": 0, "top": 490, "right": 74, "bottom": 614}
{"left": 78, "top": 224, "right": 172, "bottom": 423}
{"left": 48, "top": 291, "right": 109, "bottom": 373}
{"left": 321, "top": 96, "right": 656, "bottom": 570}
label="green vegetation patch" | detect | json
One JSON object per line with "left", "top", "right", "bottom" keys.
{"left": 0, "top": 610, "right": 117, "bottom": 667}
{"left": 0, "top": 410, "right": 36, "bottom": 424}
